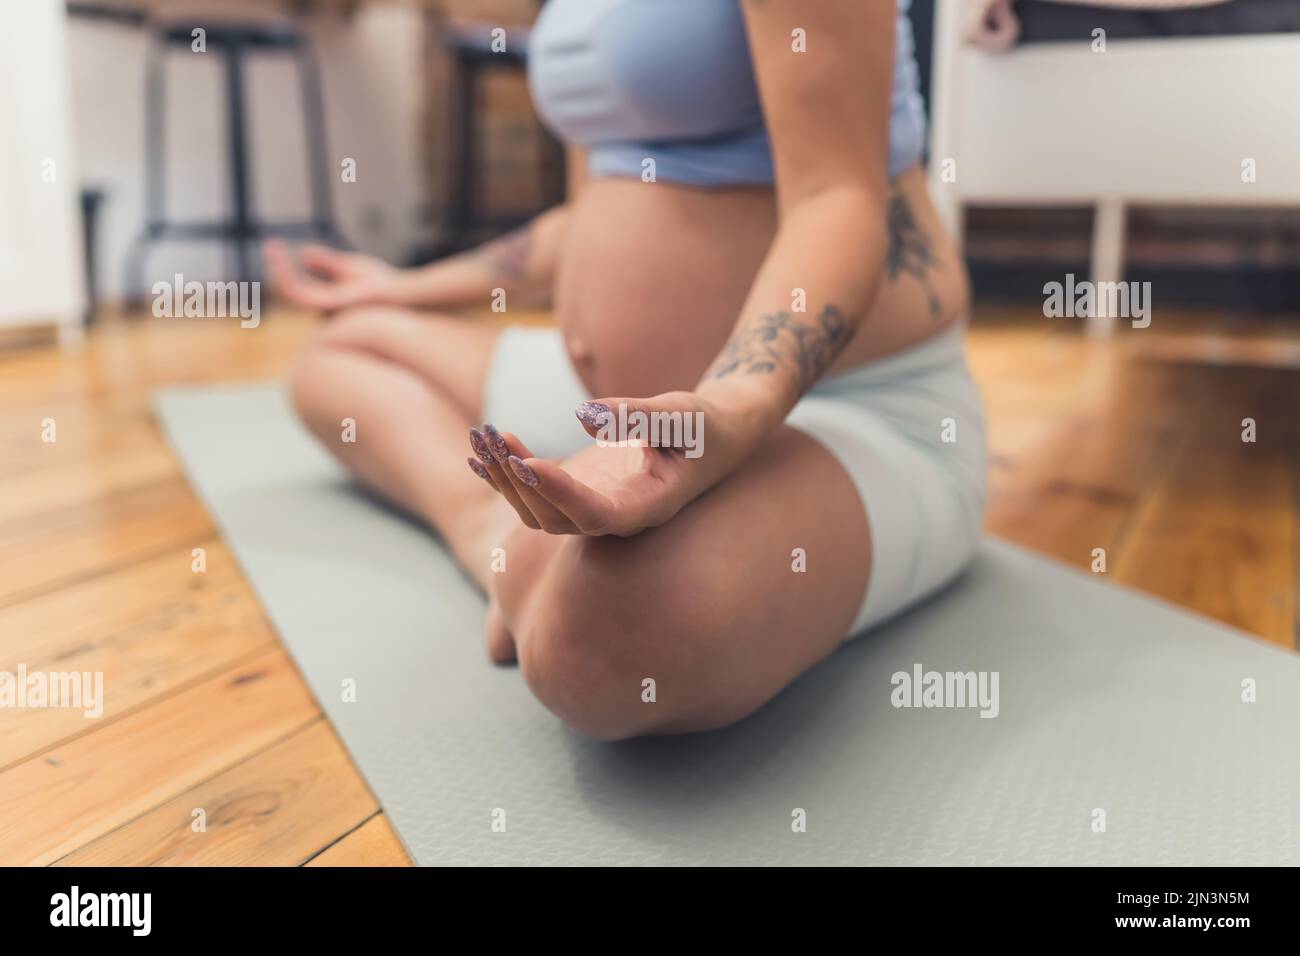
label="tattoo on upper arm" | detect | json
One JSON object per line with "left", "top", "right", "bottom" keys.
{"left": 705, "top": 304, "right": 853, "bottom": 393}
{"left": 886, "top": 188, "right": 944, "bottom": 318}
{"left": 478, "top": 225, "right": 533, "bottom": 281}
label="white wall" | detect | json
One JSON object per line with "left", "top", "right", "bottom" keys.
{"left": 0, "top": 0, "right": 84, "bottom": 331}
{"left": 67, "top": 4, "right": 431, "bottom": 302}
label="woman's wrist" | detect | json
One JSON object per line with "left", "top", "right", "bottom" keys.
{"left": 377, "top": 268, "right": 426, "bottom": 307}
{"left": 374, "top": 209, "right": 567, "bottom": 311}
{"left": 381, "top": 258, "right": 496, "bottom": 309}
{"left": 694, "top": 375, "right": 796, "bottom": 474}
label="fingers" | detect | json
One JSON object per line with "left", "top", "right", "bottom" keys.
{"left": 574, "top": 400, "right": 616, "bottom": 441}
{"left": 468, "top": 426, "right": 578, "bottom": 533}
{"left": 264, "top": 240, "right": 299, "bottom": 293}
{"left": 575, "top": 397, "right": 660, "bottom": 442}
{"left": 490, "top": 429, "right": 578, "bottom": 533}
{"left": 467, "top": 422, "right": 622, "bottom": 535}
{"left": 265, "top": 240, "right": 331, "bottom": 310}
{"left": 468, "top": 426, "right": 537, "bottom": 528}
{"left": 574, "top": 392, "right": 698, "bottom": 445}
{"left": 466, "top": 456, "right": 499, "bottom": 491}
{"left": 298, "top": 244, "right": 349, "bottom": 279}
{"left": 523, "top": 458, "right": 616, "bottom": 535}
{"left": 265, "top": 241, "right": 360, "bottom": 312}
{"left": 504, "top": 453, "right": 579, "bottom": 534}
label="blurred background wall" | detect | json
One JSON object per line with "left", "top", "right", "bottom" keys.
{"left": 53, "top": 0, "right": 1300, "bottom": 311}
{"left": 67, "top": 2, "right": 430, "bottom": 302}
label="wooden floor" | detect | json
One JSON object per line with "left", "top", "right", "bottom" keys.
{"left": 0, "top": 305, "right": 1296, "bottom": 866}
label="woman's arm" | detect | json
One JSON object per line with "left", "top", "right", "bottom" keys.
{"left": 266, "top": 205, "right": 570, "bottom": 313}
{"left": 691, "top": 0, "right": 896, "bottom": 476}
{"left": 268, "top": 149, "right": 586, "bottom": 314}
{"left": 394, "top": 145, "right": 587, "bottom": 308}
{"left": 470, "top": 1, "right": 902, "bottom": 537}
{"left": 384, "top": 203, "right": 571, "bottom": 309}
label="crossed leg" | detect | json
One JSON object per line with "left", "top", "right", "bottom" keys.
{"left": 289, "top": 306, "right": 873, "bottom": 739}
{"left": 288, "top": 306, "right": 516, "bottom": 581}
{"left": 488, "top": 425, "right": 870, "bottom": 739}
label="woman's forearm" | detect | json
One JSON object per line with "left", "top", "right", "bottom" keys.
{"left": 695, "top": 187, "right": 888, "bottom": 465}
{"left": 385, "top": 204, "right": 572, "bottom": 309}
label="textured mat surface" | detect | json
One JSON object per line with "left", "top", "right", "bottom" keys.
{"left": 156, "top": 384, "right": 1300, "bottom": 865}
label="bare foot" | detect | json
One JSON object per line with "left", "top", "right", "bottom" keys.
{"left": 484, "top": 596, "right": 517, "bottom": 664}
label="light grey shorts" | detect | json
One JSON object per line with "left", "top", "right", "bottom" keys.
{"left": 482, "top": 323, "right": 988, "bottom": 638}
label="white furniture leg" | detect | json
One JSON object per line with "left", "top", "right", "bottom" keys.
{"left": 1088, "top": 197, "right": 1127, "bottom": 337}
{"left": 927, "top": 0, "right": 966, "bottom": 247}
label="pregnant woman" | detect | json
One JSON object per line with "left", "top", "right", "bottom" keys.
{"left": 272, "top": 0, "right": 986, "bottom": 739}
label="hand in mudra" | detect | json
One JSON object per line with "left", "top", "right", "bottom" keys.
{"left": 466, "top": 393, "right": 734, "bottom": 537}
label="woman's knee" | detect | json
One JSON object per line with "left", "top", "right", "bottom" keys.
{"left": 313, "top": 304, "right": 410, "bottom": 350}
{"left": 286, "top": 307, "right": 408, "bottom": 428}
{"left": 510, "top": 537, "right": 708, "bottom": 741}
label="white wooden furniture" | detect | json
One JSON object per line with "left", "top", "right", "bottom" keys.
{"left": 928, "top": 0, "right": 1300, "bottom": 334}
{"left": 0, "top": 0, "right": 85, "bottom": 345}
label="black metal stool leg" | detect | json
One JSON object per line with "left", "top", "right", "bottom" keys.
{"left": 223, "top": 36, "right": 256, "bottom": 285}
{"left": 124, "top": 34, "right": 166, "bottom": 306}
{"left": 539, "top": 127, "right": 566, "bottom": 208}
{"left": 127, "top": 19, "right": 354, "bottom": 298}
{"left": 297, "top": 40, "right": 349, "bottom": 249}
{"left": 439, "top": 52, "right": 480, "bottom": 256}
{"left": 124, "top": 235, "right": 153, "bottom": 309}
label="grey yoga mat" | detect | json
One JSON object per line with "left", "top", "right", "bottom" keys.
{"left": 155, "top": 384, "right": 1300, "bottom": 866}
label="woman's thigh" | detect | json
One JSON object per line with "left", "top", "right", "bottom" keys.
{"left": 310, "top": 305, "right": 504, "bottom": 420}
{"left": 494, "top": 426, "right": 873, "bottom": 739}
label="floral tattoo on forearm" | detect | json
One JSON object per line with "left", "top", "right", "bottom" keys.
{"left": 704, "top": 183, "right": 946, "bottom": 394}
{"left": 704, "top": 304, "right": 853, "bottom": 394}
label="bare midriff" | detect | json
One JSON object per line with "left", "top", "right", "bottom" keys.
{"left": 553, "top": 165, "right": 970, "bottom": 400}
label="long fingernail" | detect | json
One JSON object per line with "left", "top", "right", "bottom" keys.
{"left": 508, "top": 455, "right": 539, "bottom": 487}
{"left": 575, "top": 401, "right": 612, "bottom": 431}
{"left": 467, "top": 457, "right": 491, "bottom": 481}
{"left": 482, "top": 423, "right": 509, "bottom": 462}
{"left": 468, "top": 427, "right": 493, "bottom": 465}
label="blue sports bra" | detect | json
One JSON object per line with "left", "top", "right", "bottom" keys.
{"left": 528, "top": 0, "right": 926, "bottom": 187}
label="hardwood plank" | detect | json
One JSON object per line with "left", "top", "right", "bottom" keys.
{"left": 1112, "top": 362, "right": 1298, "bottom": 645}
{"left": 0, "top": 648, "right": 318, "bottom": 865}
{"left": 0, "top": 478, "right": 215, "bottom": 608}
{"left": 0, "top": 539, "right": 276, "bottom": 767}
{"left": 56, "top": 721, "right": 377, "bottom": 866}
{"left": 981, "top": 350, "right": 1206, "bottom": 568}
{"left": 0, "top": 414, "right": 165, "bottom": 482}
{"left": 0, "top": 440, "right": 179, "bottom": 524}
{"left": 305, "top": 814, "right": 412, "bottom": 868}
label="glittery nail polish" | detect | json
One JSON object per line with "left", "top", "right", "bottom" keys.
{"left": 508, "top": 455, "right": 539, "bottom": 488}
{"left": 467, "top": 457, "right": 490, "bottom": 480}
{"left": 468, "top": 428, "right": 493, "bottom": 465}
{"left": 482, "top": 423, "right": 509, "bottom": 462}
{"left": 575, "top": 401, "right": 613, "bottom": 432}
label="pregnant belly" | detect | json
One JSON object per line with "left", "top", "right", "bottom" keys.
{"left": 553, "top": 179, "right": 777, "bottom": 399}
{"left": 552, "top": 168, "right": 968, "bottom": 400}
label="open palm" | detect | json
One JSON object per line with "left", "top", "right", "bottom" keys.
{"left": 465, "top": 396, "right": 719, "bottom": 537}
{"left": 551, "top": 441, "right": 692, "bottom": 532}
